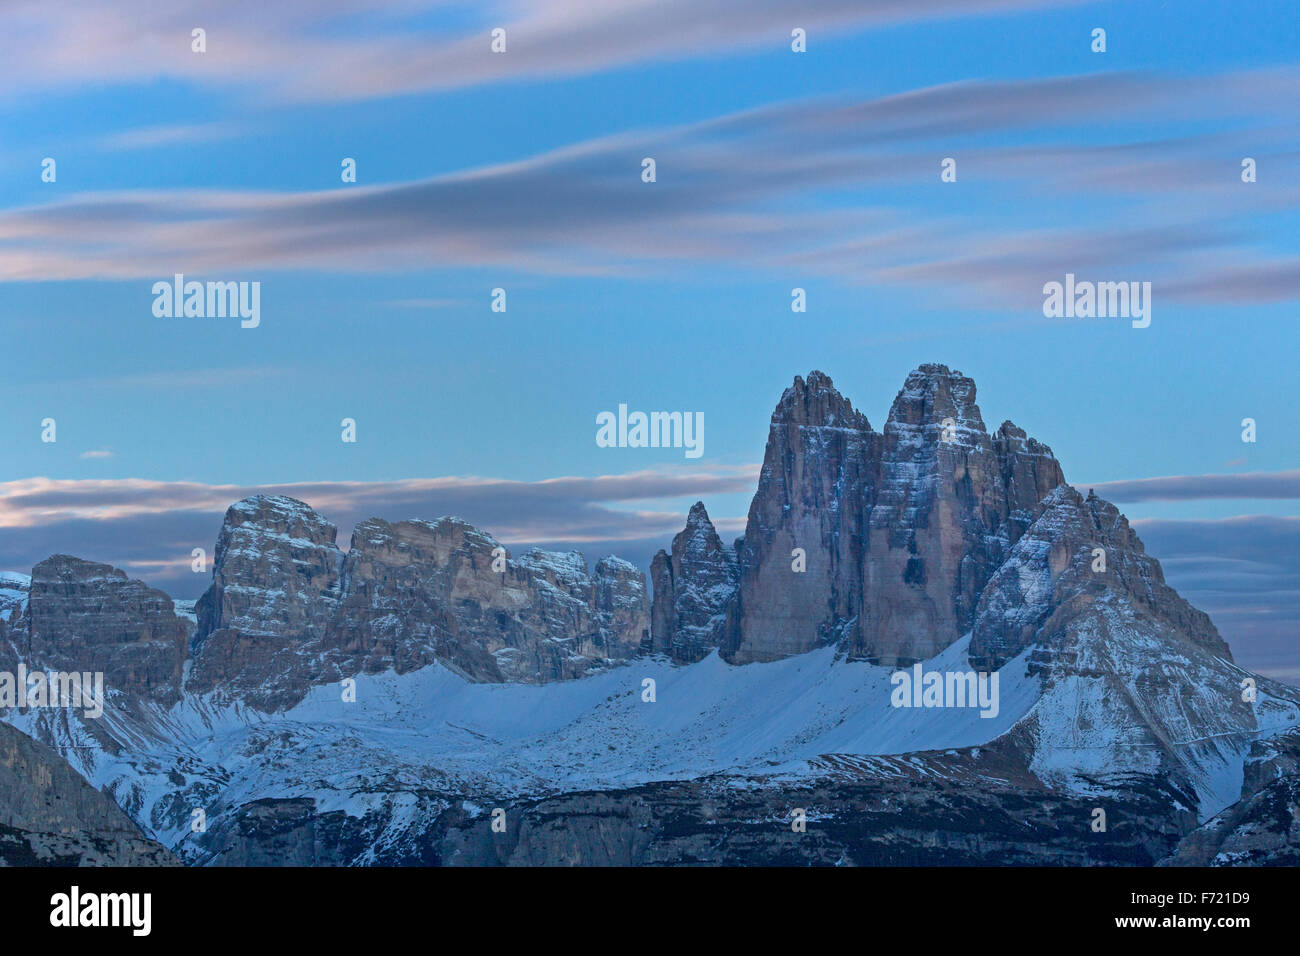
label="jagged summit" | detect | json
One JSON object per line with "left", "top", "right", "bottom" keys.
{"left": 774, "top": 370, "right": 872, "bottom": 431}
{"left": 231, "top": 493, "right": 312, "bottom": 512}
{"left": 225, "top": 494, "right": 335, "bottom": 538}
{"left": 21, "top": 554, "right": 188, "bottom": 706}
{"left": 650, "top": 501, "right": 738, "bottom": 663}
{"left": 713, "top": 363, "right": 1067, "bottom": 665}
{"left": 969, "top": 483, "right": 1228, "bottom": 672}
{"left": 885, "top": 363, "right": 986, "bottom": 446}
{"left": 184, "top": 497, "right": 649, "bottom": 707}
{"left": 3, "top": 364, "right": 1298, "bottom": 868}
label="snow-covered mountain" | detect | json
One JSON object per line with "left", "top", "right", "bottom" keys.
{"left": 2, "top": 364, "right": 1297, "bottom": 866}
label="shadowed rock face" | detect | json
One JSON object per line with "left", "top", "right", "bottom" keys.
{"left": 18, "top": 555, "right": 189, "bottom": 706}
{"left": 718, "top": 365, "right": 1066, "bottom": 666}
{"left": 188, "top": 497, "right": 650, "bottom": 707}
{"left": 0, "top": 720, "right": 176, "bottom": 866}
{"left": 195, "top": 741, "right": 1191, "bottom": 867}
{"left": 1170, "top": 728, "right": 1300, "bottom": 865}
{"left": 649, "top": 501, "right": 738, "bottom": 662}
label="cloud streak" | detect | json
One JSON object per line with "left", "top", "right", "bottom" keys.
{"left": 1134, "top": 516, "right": 1300, "bottom": 684}
{"left": 0, "top": 68, "right": 1296, "bottom": 308}
{"left": 0, "top": 0, "right": 1081, "bottom": 103}
{"left": 1080, "top": 470, "right": 1300, "bottom": 502}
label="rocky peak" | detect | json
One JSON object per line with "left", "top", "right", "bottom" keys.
{"left": 966, "top": 484, "right": 1261, "bottom": 813}
{"left": 591, "top": 556, "right": 650, "bottom": 660}
{"left": 720, "top": 371, "right": 879, "bottom": 664}
{"left": 195, "top": 495, "right": 342, "bottom": 642}
{"left": 651, "top": 502, "right": 739, "bottom": 662}
{"left": 773, "top": 370, "right": 872, "bottom": 432}
{"left": 20, "top": 554, "right": 189, "bottom": 705}
{"left": 969, "top": 484, "right": 1228, "bottom": 671}
{"left": 681, "top": 501, "right": 723, "bottom": 552}
{"left": 993, "top": 421, "right": 1067, "bottom": 530}
{"left": 884, "top": 363, "right": 985, "bottom": 441}
{"left": 332, "top": 517, "right": 647, "bottom": 685}
{"left": 224, "top": 494, "right": 338, "bottom": 543}
{"left": 519, "top": 549, "right": 591, "bottom": 597}
{"left": 185, "top": 499, "right": 650, "bottom": 707}
{"left": 721, "top": 363, "right": 1069, "bottom": 667}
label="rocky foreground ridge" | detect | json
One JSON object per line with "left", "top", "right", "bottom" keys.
{"left": 2, "top": 363, "right": 1298, "bottom": 866}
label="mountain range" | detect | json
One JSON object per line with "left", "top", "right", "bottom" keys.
{"left": 1, "top": 363, "right": 1297, "bottom": 866}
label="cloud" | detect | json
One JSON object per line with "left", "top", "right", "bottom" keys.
{"left": 1080, "top": 470, "right": 1300, "bottom": 502}
{"left": 1164, "top": 256, "right": 1300, "bottom": 304}
{"left": 1134, "top": 516, "right": 1300, "bottom": 684}
{"left": 0, "top": 68, "right": 1296, "bottom": 307}
{"left": 0, "top": 0, "right": 1081, "bottom": 104}
{"left": 0, "top": 468, "right": 757, "bottom": 596}
{"left": 100, "top": 122, "right": 243, "bottom": 151}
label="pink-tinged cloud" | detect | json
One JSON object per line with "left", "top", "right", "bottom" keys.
{"left": 0, "top": 70, "right": 1296, "bottom": 308}
{"left": 0, "top": 0, "right": 1083, "bottom": 104}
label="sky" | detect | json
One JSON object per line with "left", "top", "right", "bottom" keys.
{"left": 0, "top": 0, "right": 1297, "bottom": 678}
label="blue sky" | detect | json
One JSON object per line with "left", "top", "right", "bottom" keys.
{"left": 0, "top": 0, "right": 1298, "bottom": 676}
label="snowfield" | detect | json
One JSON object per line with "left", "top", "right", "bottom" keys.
{"left": 4, "top": 620, "right": 1298, "bottom": 854}
{"left": 4, "top": 635, "right": 1042, "bottom": 849}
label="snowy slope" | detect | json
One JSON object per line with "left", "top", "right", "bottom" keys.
{"left": 3, "top": 636, "right": 1041, "bottom": 850}
{"left": 0, "top": 571, "right": 29, "bottom": 621}
{"left": 4, "top": 620, "right": 1299, "bottom": 858}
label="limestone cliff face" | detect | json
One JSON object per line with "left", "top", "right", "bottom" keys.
{"left": 188, "top": 497, "right": 650, "bottom": 706}
{"left": 194, "top": 494, "right": 343, "bottom": 642}
{"left": 650, "top": 502, "right": 738, "bottom": 663}
{"left": 718, "top": 365, "right": 1064, "bottom": 666}
{"left": 968, "top": 484, "right": 1228, "bottom": 672}
{"left": 964, "top": 485, "right": 1254, "bottom": 810}
{"left": 722, "top": 372, "right": 877, "bottom": 663}
{"left": 0, "top": 720, "right": 176, "bottom": 866}
{"left": 188, "top": 495, "right": 345, "bottom": 707}
{"left": 852, "top": 365, "right": 1064, "bottom": 664}
{"left": 591, "top": 556, "right": 650, "bottom": 660}
{"left": 17, "top": 555, "right": 189, "bottom": 706}
{"left": 330, "top": 518, "right": 647, "bottom": 684}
